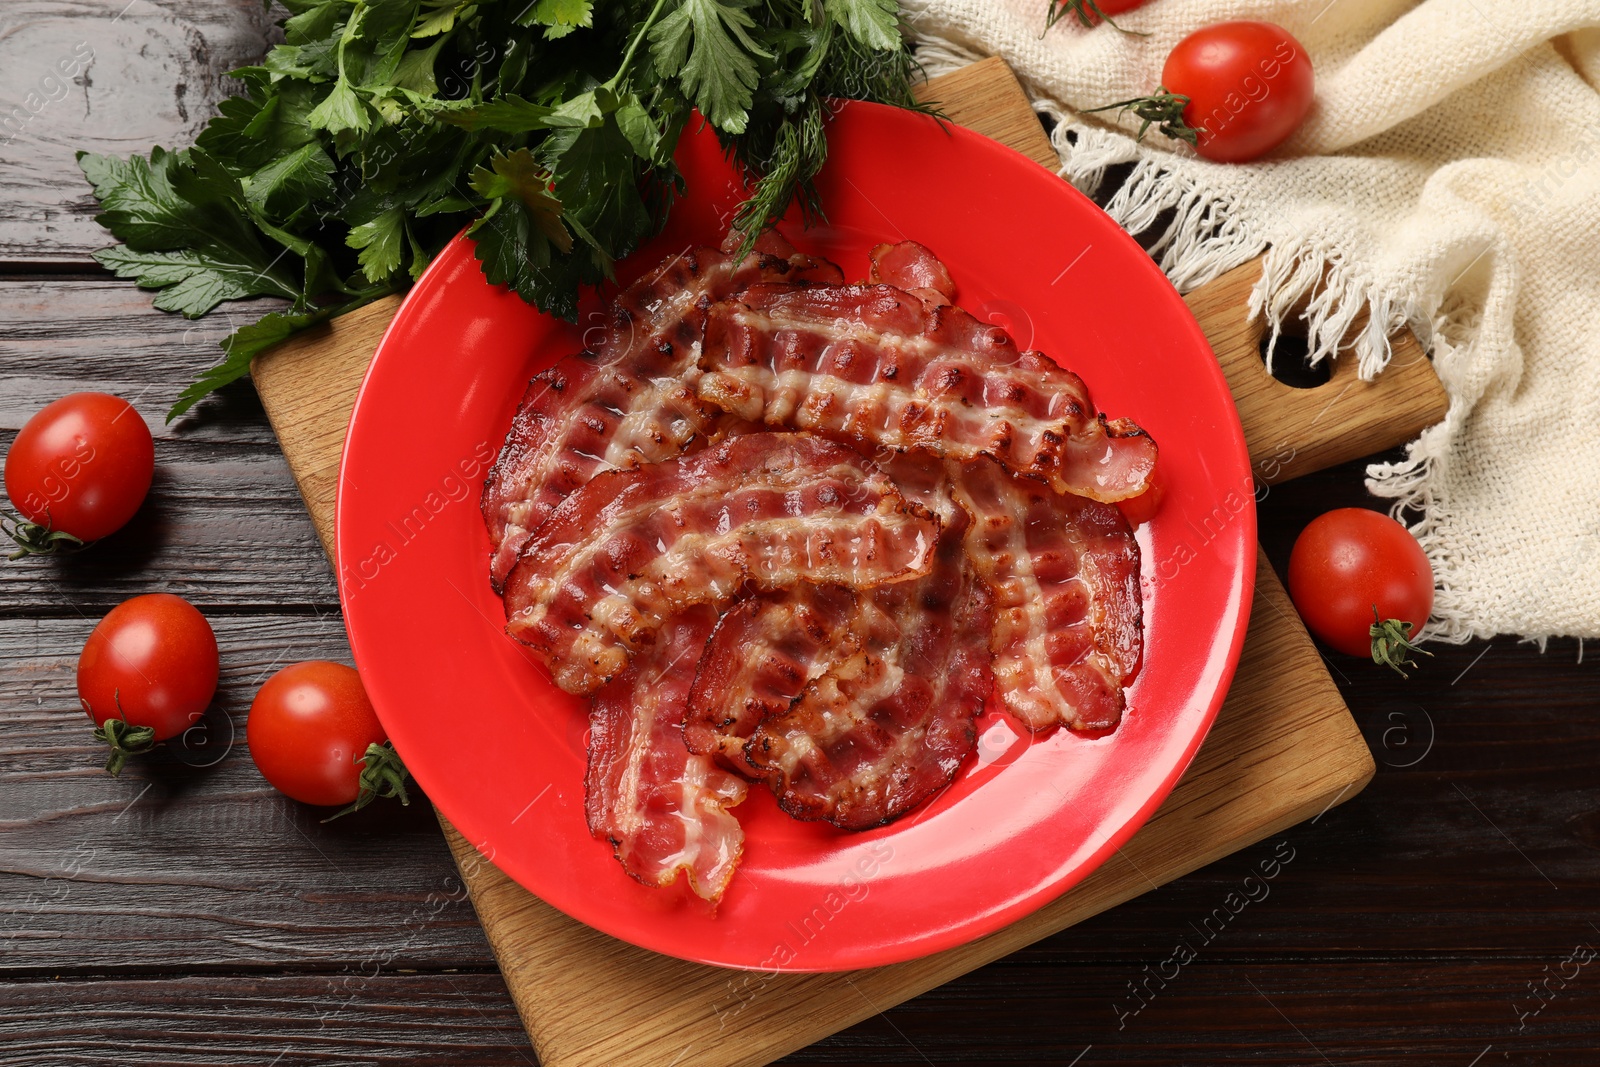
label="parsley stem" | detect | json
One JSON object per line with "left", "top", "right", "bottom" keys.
{"left": 607, "top": 0, "right": 673, "bottom": 90}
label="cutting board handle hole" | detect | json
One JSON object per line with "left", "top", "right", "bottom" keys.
{"left": 1258, "top": 328, "right": 1331, "bottom": 390}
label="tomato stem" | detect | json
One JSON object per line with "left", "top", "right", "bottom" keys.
{"left": 1045, "top": 0, "right": 1149, "bottom": 34}
{"left": 1084, "top": 88, "right": 1202, "bottom": 147}
{"left": 93, "top": 694, "right": 156, "bottom": 776}
{"left": 323, "top": 741, "right": 412, "bottom": 822}
{"left": 2, "top": 510, "right": 84, "bottom": 560}
{"left": 1370, "top": 609, "right": 1432, "bottom": 678}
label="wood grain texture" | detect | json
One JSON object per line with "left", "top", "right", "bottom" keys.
{"left": 0, "top": 973, "right": 538, "bottom": 1066}
{"left": 1184, "top": 261, "right": 1449, "bottom": 484}
{"left": 917, "top": 57, "right": 1057, "bottom": 169}
{"left": 9, "top": 956, "right": 1600, "bottom": 1066}
{"left": 0, "top": 281, "right": 284, "bottom": 444}
{"left": 252, "top": 295, "right": 404, "bottom": 558}
{"left": 0, "top": 616, "right": 490, "bottom": 971}
{"left": 0, "top": 0, "right": 274, "bottom": 264}
{"left": 5, "top": 957, "right": 1600, "bottom": 1066}
{"left": 0, "top": 441, "right": 335, "bottom": 612}
{"left": 0, "top": 282, "right": 332, "bottom": 612}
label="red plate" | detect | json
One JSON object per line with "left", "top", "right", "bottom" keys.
{"left": 337, "top": 102, "right": 1255, "bottom": 971}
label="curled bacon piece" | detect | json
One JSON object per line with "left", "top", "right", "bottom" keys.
{"left": 502, "top": 432, "right": 939, "bottom": 695}
{"left": 745, "top": 512, "right": 993, "bottom": 829}
{"left": 481, "top": 233, "right": 844, "bottom": 589}
{"left": 869, "top": 240, "right": 956, "bottom": 305}
{"left": 695, "top": 282, "right": 1157, "bottom": 502}
{"left": 951, "top": 458, "right": 1142, "bottom": 733}
{"left": 586, "top": 608, "right": 748, "bottom": 902}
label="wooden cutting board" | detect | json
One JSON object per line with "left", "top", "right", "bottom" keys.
{"left": 252, "top": 58, "right": 1448, "bottom": 1067}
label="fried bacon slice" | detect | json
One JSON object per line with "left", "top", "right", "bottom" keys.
{"left": 684, "top": 584, "right": 877, "bottom": 777}
{"left": 682, "top": 459, "right": 966, "bottom": 784}
{"left": 951, "top": 457, "right": 1142, "bottom": 733}
{"left": 503, "top": 432, "right": 939, "bottom": 695}
{"left": 744, "top": 510, "right": 993, "bottom": 830}
{"left": 869, "top": 240, "right": 955, "bottom": 305}
{"left": 696, "top": 281, "right": 1157, "bottom": 503}
{"left": 481, "top": 233, "right": 844, "bottom": 590}
{"left": 585, "top": 608, "right": 748, "bottom": 903}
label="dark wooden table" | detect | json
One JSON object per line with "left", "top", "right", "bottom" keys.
{"left": 2, "top": 4, "right": 1597, "bottom": 1064}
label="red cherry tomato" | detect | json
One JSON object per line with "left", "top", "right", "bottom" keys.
{"left": 247, "top": 661, "right": 389, "bottom": 807}
{"left": 79, "top": 593, "right": 220, "bottom": 742}
{"left": 4, "top": 393, "right": 154, "bottom": 549}
{"left": 1288, "top": 508, "right": 1434, "bottom": 659}
{"left": 1163, "top": 21, "right": 1315, "bottom": 162}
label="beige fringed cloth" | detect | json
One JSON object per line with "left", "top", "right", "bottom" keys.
{"left": 903, "top": 0, "right": 1600, "bottom": 645}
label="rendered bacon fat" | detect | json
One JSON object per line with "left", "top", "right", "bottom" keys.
{"left": 502, "top": 432, "right": 939, "bottom": 695}
{"left": 585, "top": 608, "right": 748, "bottom": 902}
{"left": 952, "top": 458, "right": 1142, "bottom": 732}
{"left": 696, "top": 281, "right": 1157, "bottom": 502}
{"left": 481, "top": 233, "right": 844, "bottom": 589}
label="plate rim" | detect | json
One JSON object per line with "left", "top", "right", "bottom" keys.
{"left": 335, "top": 100, "right": 1256, "bottom": 971}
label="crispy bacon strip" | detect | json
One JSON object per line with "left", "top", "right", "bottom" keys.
{"left": 503, "top": 433, "right": 939, "bottom": 695}
{"left": 585, "top": 608, "right": 747, "bottom": 902}
{"left": 697, "top": 282, "right": 1157, "bottom": 502}
{"left": 951, "top": 458, "right": 1142, "bottom": 733}
{"left": 745, "top": 512, "right": 993, "bottom": 829}
{"left": 682, "top": 459, "right": 970, "bottom": 784}
{"left": 481, "top": 233, "right": 844, "bottom": 589}
{"left": 684, "top": 585, "right": 878, "bottom": 777}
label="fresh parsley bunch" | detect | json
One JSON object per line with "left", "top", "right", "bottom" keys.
{"left": 77, "top": 0, "right": 922, "bottom": 418}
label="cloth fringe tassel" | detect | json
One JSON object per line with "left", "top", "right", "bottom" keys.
{"left": 911, "top": 36, "right": 1475, "bottom": 643}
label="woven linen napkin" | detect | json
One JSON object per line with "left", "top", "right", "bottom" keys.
{"left": 903, "top": 0, "right": 1600, "bottom": 644}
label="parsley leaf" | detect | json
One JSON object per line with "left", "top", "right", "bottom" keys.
{"left": 649, "top": 0, "right": 767, "bottom": 133}
{"left": 826, "top": 0, "right": 901, "bottom": 51}
{"left": 79, "top": 148, "right": 305, "bottom": 314}
{"left": 77, "top": 0, "right": 927, "bottom": 420}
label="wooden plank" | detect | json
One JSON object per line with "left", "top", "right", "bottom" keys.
{"left": 0, "top": 0, "right": 273, "bottom": 264}
{"left": 0, "top": 615, "right": 491, "bottom": 971}
{"left": 1184, "top": 260, "right": 1449, "bottom": 484}
{"left": 252, "top": 295, "right": 404, "bottom": 558}
{"left": 0, "top": 974, "right": 536, "bottom": 1065}
{"left": 0, "top": 281, "right": 284, "bottom": 445}
{"left": 0, "top": 282, "right": 333, "bottom": 612}
{"left": 0, "top": 438, "right": 334, "bottom": 612}
{"left": 921, "top": 56, "right": 1057, "bottom": 169}
{"left": 3, "top": 959, "right": 1598, "bottom": 1065}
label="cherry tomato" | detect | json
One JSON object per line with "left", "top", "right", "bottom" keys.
{"left": 4, "top": 393, "right": 154, "bottom": 552}
{"left": 1288, "top": 508, "right": 1434, "bottom": 660}
{"left": 1163, "top": 21, "right": 1315, "bottom": 162}
{"left": 247, "top": 661, "right": 390, "bottom": 807}
{"left": 79, "top": 594, "right": 220, "bottom": 773}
